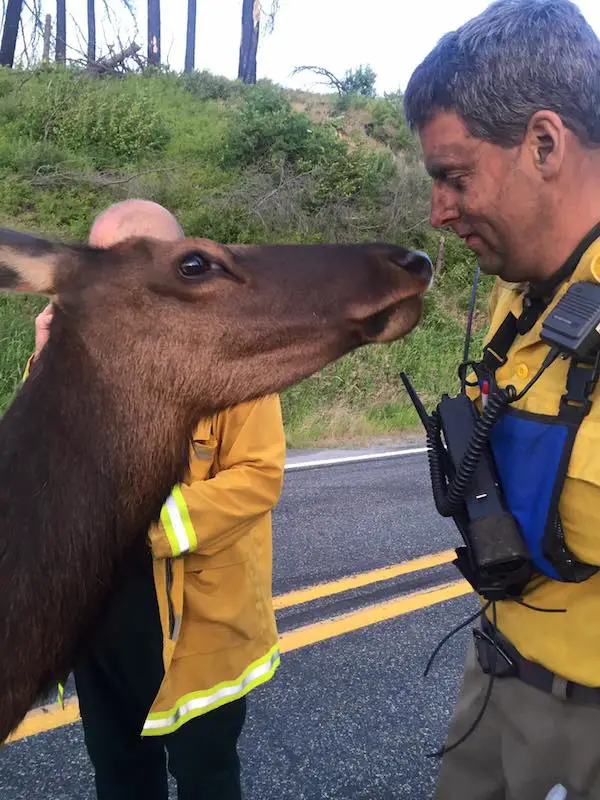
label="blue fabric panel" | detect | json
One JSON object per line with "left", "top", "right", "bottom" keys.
{"left": 489, "top": 412, "right": 569, "bottom": 580}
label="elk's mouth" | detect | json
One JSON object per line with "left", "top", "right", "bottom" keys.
{"left": 361, "top": 294, "right": 425, "bottom": 344}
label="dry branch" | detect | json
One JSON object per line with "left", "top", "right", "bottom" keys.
{"left": 32, "top": 164, "right": 181, "bottom": 188}
{"left": 291, "top": 65, "right": 345, "bottom": 94}
{"left": 435, "top": 234, "right": 446, "bottom": 275}
{"left": 86, "top": 40, "right": 141, "bottom": 74}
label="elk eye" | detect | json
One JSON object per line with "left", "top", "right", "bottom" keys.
{"left": 178, "top": 253, "right": 223, "bottom": 280}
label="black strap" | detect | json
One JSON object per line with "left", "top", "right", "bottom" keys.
{"left": 480, "top": 313, "right": 519, "bottom": 372}
{"left": 479, "top": 618, "right": 600, "bottom": 702}
{"left": 558, "top": 351, "right": 600, "bottom": 423}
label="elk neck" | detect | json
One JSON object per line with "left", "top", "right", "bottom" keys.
{"left": 0, "top": 331, "right": 199, "bottom": 570}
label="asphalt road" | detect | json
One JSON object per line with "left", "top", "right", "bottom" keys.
{"left": 274, "top": 449, "right": 459, "bottom": 594}
{"left": 0, "top": 449, "right": 479, "bottom": 800}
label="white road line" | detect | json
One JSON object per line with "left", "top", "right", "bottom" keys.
{"left": 285, "top": 447, "right": 428, "bottom": 471}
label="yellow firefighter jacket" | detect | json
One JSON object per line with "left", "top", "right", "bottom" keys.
{"left": 468, "top": 239, "right": 600, "bottom": 686}
{"left": 144, "top": 394, "right": 286, "bottom": 736}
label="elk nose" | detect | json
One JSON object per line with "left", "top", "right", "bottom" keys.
{"left": 398, "top": 249, "right": 434, "bottom": 286}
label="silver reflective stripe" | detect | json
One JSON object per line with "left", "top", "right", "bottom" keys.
{"left": 171, "top": 613, "right": 182, "bottom": 641}
{"left": 143, "top": 647, "right": 280, "bottom": 733}
{"left": 164, "top": 493, "right": 191, "bottom": 554}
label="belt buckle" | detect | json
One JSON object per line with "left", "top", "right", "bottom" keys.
{"left": 473, "top": 629, "right": 517, "bottom": 678}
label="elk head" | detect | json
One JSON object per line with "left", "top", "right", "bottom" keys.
{"left": 0, "top": 228, "right": 433, "bottom": 418}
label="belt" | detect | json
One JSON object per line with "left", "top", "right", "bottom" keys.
{"left": 475, "top": 617, "right": 600, "bottom": 706}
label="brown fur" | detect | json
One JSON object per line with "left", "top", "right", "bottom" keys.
{"left": 0, "top": 229, "right": 432, "bottom": 743}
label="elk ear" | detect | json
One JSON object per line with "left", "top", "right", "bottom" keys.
{"left": 0, "top": 228, "right": 69, "bottom": 295}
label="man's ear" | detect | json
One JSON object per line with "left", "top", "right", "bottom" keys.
{"left": 525, "top": 110, "right": 566, "bottom": 177}
{"left": 0, "top": 228, "right": 74, "bottom": 295}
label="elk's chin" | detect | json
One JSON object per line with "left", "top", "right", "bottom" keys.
{"left": 362, "top": 296, "right": 424, "bottom": 344}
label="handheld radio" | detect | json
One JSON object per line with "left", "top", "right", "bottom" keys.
{"left": 401, "top": 280, "right": 600, "bottom": 601}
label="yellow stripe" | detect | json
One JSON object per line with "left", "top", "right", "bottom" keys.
{"left": 144, "top": 644, "right": 280, "bottom": 723}
{"left": 4, "top": 558, "right": 471, "bottom": 744}
{"left": 273, "top": 550, "right": 456, "bottom": 610}
{"left": 279, "top": 580, "right": 472, "bottom": 653}
{"left": 6, "top": 697, "right": 80, "bottom": 744}
{"left": 142, "top": 647, "right": 281, "bottom": 737}
{"left": 172, "top": 486, "right": 197, "bottom": 552}
{"left": 160, "top": 502, "right": 181, "bottom": 557}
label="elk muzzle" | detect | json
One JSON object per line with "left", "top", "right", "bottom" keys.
{"left": 350, "top": 246, "right": 433, "bottom": 344}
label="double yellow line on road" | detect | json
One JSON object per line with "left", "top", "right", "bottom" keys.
{"left": 6, "top": 550, "right": 470, "bottom": 745}
{"left": 274, "top": 550, "right": 458, "bottom": 610}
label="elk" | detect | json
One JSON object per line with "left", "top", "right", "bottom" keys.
{"left": 0, "top": 227, "right": 432, "bottom": 743}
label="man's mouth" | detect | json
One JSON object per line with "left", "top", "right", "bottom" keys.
{"left": 463, "top": 233, "right": 483, "bottom": 250}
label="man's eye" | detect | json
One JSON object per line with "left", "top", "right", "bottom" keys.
{"left": 447, "top": 174, "right": 467, "bottom": 191}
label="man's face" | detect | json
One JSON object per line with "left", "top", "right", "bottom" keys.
{"left": 419, "top": 111, "right": 550, "bottom": 283}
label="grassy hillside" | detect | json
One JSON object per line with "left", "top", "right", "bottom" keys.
{"left": 0, "top": 65, "right": 493, "bottom": 447}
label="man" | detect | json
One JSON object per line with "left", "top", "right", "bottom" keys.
{"left": 403, "top": 1, "right": 600, "bottom": 798}
{"left": 30, "top": 199, "right": 286, "bottom": 800}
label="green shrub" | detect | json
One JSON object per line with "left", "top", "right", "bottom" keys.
{"left": 17, "top": 73, "right": 171, "bottom": 167}
{"left": 364, "top": 98, "right": 413, "bottom": 151}
{"left": 180, "top": 70, "right": 244, "bottom": 101}
{"left": 301, "top": 145, "right": 394, "bottom": 212}
{"left": 340, "top": 65, "right": 377, "bottom": 97}
{"left": 222, "top": 85, "right": 343, "bottom": 172}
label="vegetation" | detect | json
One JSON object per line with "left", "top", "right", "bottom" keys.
{"left": 0, "top": 65, "right": 494, "bottom": 447}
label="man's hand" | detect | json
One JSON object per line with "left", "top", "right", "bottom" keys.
{"left": 34, "top": 304, "right": 54, "bottom": 361}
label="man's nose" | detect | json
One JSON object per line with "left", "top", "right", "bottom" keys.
{"left": 430, "top": 187, "right": 459, "bottom": 230}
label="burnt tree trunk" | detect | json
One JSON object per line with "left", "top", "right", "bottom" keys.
{"left": 0, "top": 0, "right": 25, "bottom": 67}
{"left": 55, "top": 0, "right": 66, "bottom": 64}
{"left": 147, "top": 0, "right": 161, "bottom": 67}
{"left": 184, "top": 0, "right": 196, "bottom": 73}
{"left": 87, "top": 0, "right": 96, "bottom": 64}
{"left": 238, "top": 0, "right": 260, "bottom": 84}
{"left": 42, "top": 14, "right": 52, "bottom": 62}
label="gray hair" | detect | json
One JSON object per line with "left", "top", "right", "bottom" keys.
{"left": 403, "top": 0, "right": 600, "bottom": 148}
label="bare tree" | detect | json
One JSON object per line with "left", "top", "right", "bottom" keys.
{"left": 238, "top": 0, "right": 260, "bottom": 83}
{"left": 292, "top": 64, "right": 377, "bottom": 96}
{"left": 238, "top": 1, "right": 279, "bottom": 84}
{"left": 0, "top": 0, "right": 25, "bottom": 67}
{"left": 291, "top": 65, "right": 345, "bottom": 94}
{"left": 87, "top": 0, "right": 96, "bottom": 63}
{"left": 147, "top": 0, "right": 160, "bottom": 66}
{"left": 16, "top": 0, "right": 45, "bottom": 66}
{"left": 42, "top": 13, "right": 51, "bottom": 61}
{"left": 55, "top": 0, "right": 66, "bottom": 63}
{"left": 184, "top": 0, "right": 196, "bottom": 73}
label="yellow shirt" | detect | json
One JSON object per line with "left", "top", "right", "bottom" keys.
{"left": 473, "top": 238, "right": 600, "bottom": 686}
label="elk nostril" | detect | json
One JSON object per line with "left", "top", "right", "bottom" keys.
{"left": 393, "top": 249, "right": 434, "bottom": 286}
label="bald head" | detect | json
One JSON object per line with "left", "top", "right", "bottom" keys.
{"left": 89, "top": 199, "right": 184, "bottom": 248}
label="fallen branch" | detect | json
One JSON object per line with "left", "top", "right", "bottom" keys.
{"left": 435, "top": 234, "right": 446, "bottom": 275}
{"left": 86, "top": 41, "right": 141, "bottom": 75}
{"left": 32, "top": 164, "right": 179, "bottom": 188}
{"left": 254, "top": 168, "right": 316, "bottom": 209}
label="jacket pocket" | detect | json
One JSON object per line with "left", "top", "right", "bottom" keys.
{"left": 182, "top": 417, "right": 218, "bottom": 484}
{"left": 176, "top": 561, "right": 259, "bottom": 656}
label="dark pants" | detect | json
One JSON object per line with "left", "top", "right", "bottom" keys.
{"left": 73, "top": 548, "right": 247, "bottom": 800}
